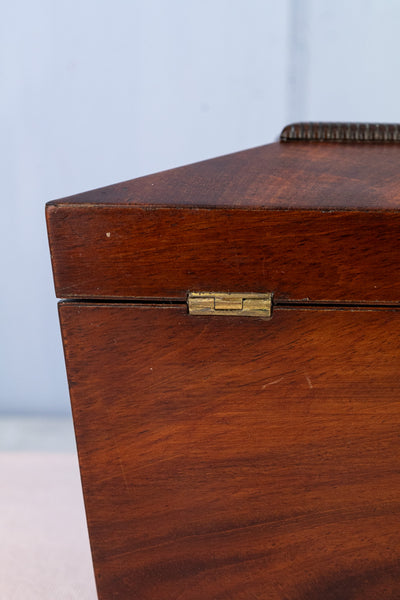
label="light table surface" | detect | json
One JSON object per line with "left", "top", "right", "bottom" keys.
{"left": 0, "top": 418, "right": 97, "bottom": 599}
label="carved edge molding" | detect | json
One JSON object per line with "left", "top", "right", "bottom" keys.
{"left": 280, "top": 122, "right": 400, "bottom": 143}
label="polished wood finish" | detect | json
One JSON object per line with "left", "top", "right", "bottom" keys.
{"left": 60, "top": 302, "right": 400, "bottom": 600}
{"left": 47, "top": 142, "right": 400, "bottom": 210}
{"left": 47, "top": 207, "right": 400, "bottom": 303}
{"left": 49, "top": 136, "right": 400, "bottom": 598}
{"left": 46, "top": 141, "right": 400, "bottom": 302}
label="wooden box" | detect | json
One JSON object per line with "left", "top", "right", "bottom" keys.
{"left": 46, "top": 123, "right": 400, "bottom": 599}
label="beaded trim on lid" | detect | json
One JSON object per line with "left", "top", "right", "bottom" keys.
{"left": 280, "top": 122, "right": 400, "bottom": 143}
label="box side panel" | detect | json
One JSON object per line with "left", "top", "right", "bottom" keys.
{"left": 59, "top": 303, "right": 400, "bottom": 600}
{"left": 48, "top": 206, "right": 400, "bottom": 303}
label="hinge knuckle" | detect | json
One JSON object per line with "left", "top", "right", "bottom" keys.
{"left": 188, "top": 292, "right": 272, "bottom": 318}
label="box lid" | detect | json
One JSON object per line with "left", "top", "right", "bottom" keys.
{"left": 46, "top": 123, "right": 400, "bottom": 304}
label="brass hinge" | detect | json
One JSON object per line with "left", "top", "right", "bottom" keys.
{"left": 188, "top": 292, "right": 272, "bottom": 317}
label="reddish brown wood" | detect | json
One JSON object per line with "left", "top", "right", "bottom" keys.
{"left": 46, "top": 140, "right": 400, "bottom": 302}
{"left": 60, "top": 302, "right": 400, "bottom": 600}
{"left": 47, "top": 142, "right": 400, "bottom": 210}
{"left": 46, "top": 206, "right": 400, "bottom": 303}
{"left": 49, "top": 135, "right": 400, "bottom": 597}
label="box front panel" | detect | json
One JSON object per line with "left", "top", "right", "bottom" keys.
{"left": 60, "top": 303, "right": 400, "bottom": 600}
{"left": 47, "top": 206, "right": 400, "bottom": 303}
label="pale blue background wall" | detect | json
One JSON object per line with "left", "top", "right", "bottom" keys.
{"left": 1, "top": 0, "right": 400, "bottom": 414}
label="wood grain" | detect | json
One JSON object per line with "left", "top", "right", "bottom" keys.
{"left": 47, "top": 141, "right": 400, "bottom": 210}
{"left": 46, "top": 139, "right": 400, "bottom": 302}
{"left": 60, "top": 302, "right": 400, "bottom": 600}
{"left": 47, "top": 207, "right": 400, "bottom": 303}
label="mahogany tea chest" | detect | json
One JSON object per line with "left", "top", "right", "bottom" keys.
{"left": 47, "top": 123, "right": 400, "bottom": 599}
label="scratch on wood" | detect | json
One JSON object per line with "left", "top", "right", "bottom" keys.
{"left": 262, "top": 377, "right": 284, "bottom": 389}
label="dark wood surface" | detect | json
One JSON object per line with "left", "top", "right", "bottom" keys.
{"left": 47, "top": 141, "right": 400, "bottom": 209}
{"left": 280, "top": 122, "right": 400, "bottom": 143}
{"left": 60, "top": 302, "right": 400, "bottom": 600}
{"left": 46, "top": 140, "right": 400, "bottom": 302}
{"left": 47, "top": 206, "right": 400, "bottom": 303}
